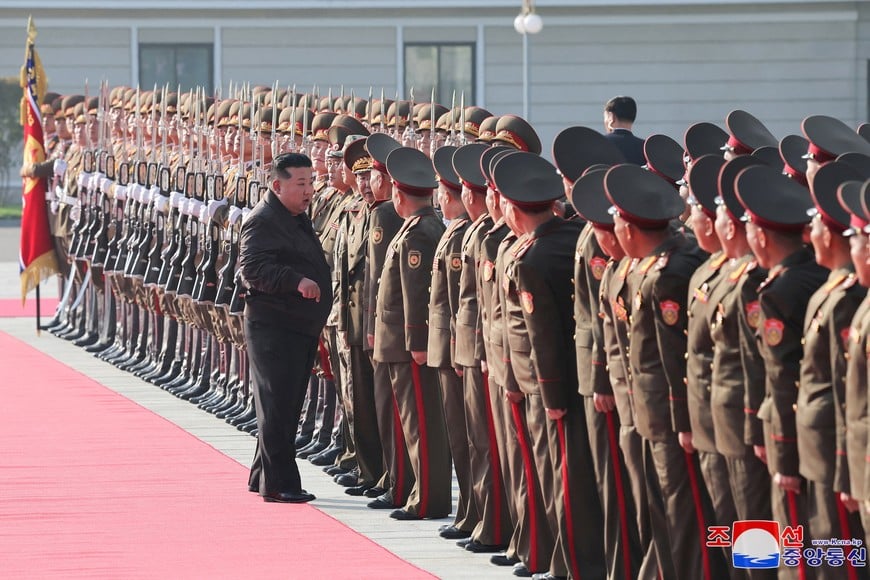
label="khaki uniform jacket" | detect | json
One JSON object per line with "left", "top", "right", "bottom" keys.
{"left": 685, "top": 251, "right": 730, "bottom": 453}
{"left": 363, "top": 200, "right": 404, "bottom": 349}
{"left": 599, "top": 257, "right": 636, "bottom": 427}
{"left": 427, "top": 214, "right": 470, "bottom": 369}
{"left": 480, "top": 221, "right": 513, "bottom": 386}
{"left": 710, "top": 254, "right": 768, "bottom": 458}
{"left": 797, "top": 267, "right": 865, "bottom": 490}
{"left": 574, "top": 224, "right": 610, "bottom": 397}
{"left": 373, "top": 206, "right": 445, "bottom": 363}
{"left": 845, "top": 295, "right": 870, "bottom": 500}
{"left": 336, "top": 198, "right": 372, "bottom": 346}
{"left": 755, "top": 247, "right": 828, "bottom": 477}
{"left": 454, "top": 214, "right": 493, "bottom": 368}
{"left": 626, "top": 232, "right": 705, "bottom": 442}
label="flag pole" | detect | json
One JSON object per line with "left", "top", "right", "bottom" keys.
{"left": 35, "top": 284, "right": 41, "bottom": 336}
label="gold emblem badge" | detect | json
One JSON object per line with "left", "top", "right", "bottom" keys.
{"left": 372, "top": 227, "right": 383, "bottom": 244}
{"left": 589, "top": 257, "right": 607, "bottom": 281}
{"left": 408, "top": 250, "right": 422, "bottom": 269}
{"left": 449, "top": 254, "right": 462, "bottom": 272}
{"left": 764, "top": 318, "right": 784, "bottom": 347}
{"left": 520, "top": 291, "right": 534, "bottom": 314}
{"left": 613, "top": 298, "right": 628, "bottom": 322}
{"left": 745, "top": 301, "right": 761, "bottom": 329}
{"left": 660, "top": 300, "right": 680, "bottom": 326}
{"left": 483, "top": 260, "right": 494, "bottom": 281}
{"left": 634, "top": 291, "right": 643, "bottom": 311}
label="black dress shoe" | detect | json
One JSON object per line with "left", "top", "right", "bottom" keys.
{"left": 491, "top": 553, "right": 521, "bottom": 567}
{"left": 389, "top": 508, "right": 422, "bottom": 521}
{"left": 513, "top": 564, "right": 533, "bottom": 578}
{"left": 345, "top": 483, "right": 373, "bottom": 496}
{"left": 466, "top": 540, "right": 508, "bottom": 553}
{"left": 324, "top": 465, "right": 348, "bottom": 476}
{"left": 367, "top": 496, "right": 396, "bottom": 510}
{"left": 262, "top": 490, "right": 316, "bottom": 504}
{"left": 334, "top": 472, "right": 359, "bottom": 487}
{"left": 297, "top": 440, "right": 329, "bottom": 460}
{"left": 294, "top": 433, "right": 313, "bottom": 448}
{"left": 309, "top": 445, "right": 341, "bottom": 466}
{"left": 363, "top": 486, "right": 386, "bottom": 498}
{"left": 456, "top": 537, "right": 473, "bottom": 548}
{"left": 439, "top": 525, "right": 471, "bottom": 540}
{"left": 531, "top": 574, "right": 565, "bottom": 580}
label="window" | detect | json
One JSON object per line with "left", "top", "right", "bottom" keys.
{"left": 405, "top": 43, "right": 474, "bottom": 106}
{"left": 139, "top": 44, "right": 213, "bottom": 93}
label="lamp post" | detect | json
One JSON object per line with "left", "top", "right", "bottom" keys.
{"left": 514, "top": 0, "right": 543, "bottom": 120}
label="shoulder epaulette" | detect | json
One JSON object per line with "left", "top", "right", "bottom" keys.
{"left": 638, "top": 255, "right": 658, "bottom": 275}
{"left": 823, "top": 272, "right": 849, "bottom": 294}
{"left": 843, "top": 273, "right": 859, "bottom": 289}
{"left": 512, "top": 235, "right": 535, "bottom": 260}
{"left": 710, "top": 252, "right": 728, "bottom": 271}
{"left": 617, "top": 258, "right": 632, "bottom": 280}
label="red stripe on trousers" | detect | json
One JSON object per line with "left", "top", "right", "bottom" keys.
{"left": 317, "top": 338, "right": 333, "bottom": 380}
{"left": 835, "top": 494, "right": 858, "bottom": 580}
{"left": 683, "top": 451, "right": 711, "bottom": 580}
{"left": 510, "top": 400, "right": 539, "bottom": 571}
{"left": 786, "top": 490, "right": 807, "bottom": 580}
{"left": 605, "top": 411, "right": 633, "bottom": 580}
{"left": 557, "top": 417, "right": 582, "bottom": 579}
{"left": 410, "top": 361, "right": 429, "bottom": 517}
{"left": 482, "top": 371, "right": 504, "bottom": 545}
{"left": 392, "top": 394, "right": 406, "bottom": 506}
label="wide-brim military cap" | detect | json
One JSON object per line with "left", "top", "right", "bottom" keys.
{"left": 487, "top": 150, "right": 519, "bottom": 192}
{"left": 328, "top": 125, "right": 355, "bottom": 149}
{"left": 491, "top": 114, "right": 542, "bottom": 154}
{"left": 859, "top": 123, "right": 870, "bottom": 144}
{"left": 751, "top": 146, "right": 783, "bottom": 171}
{"left": 570, "top": 167, "right": 612, "bottom": 228}
{"left": 164, "top": 92, "right": 179, "bottom": 115}
{"left": 366, "top": 133, "right": 401, "bottom": 173}
{"left": 723, "top": 109, "right": 777, "bottom": 155}
{"left": 385, "top": 147, "right": 438, "bottom": 196}
{"left": 311, "top": 112, "right": 339, "bottom": 141}
{"left": 717, "top": 155, "right": 766, "bottom": 221}
{"left": 462, "top": 106, "right": 493, "bottom": 138}
{"left": 344, "top": 136, "right": 373, "bottom": 173}
{"left": 50, "top": 95, "right": 64, "bottom": 116}
{"left": 318, "top": 95, "right": 333, "bottom": 112}
{"left": 837, "top": 180, "right": 870, "bottom": 235}
{"left": 480, "top": 146, "right": 515, "bottom": 188}
{"left": 836, "top": 152, "right": 870, "bottom": 179}
{"left": 684, "top": 122, "right": 729, "bottom": 162}
{"left": 492, "top": 151, "right": 562, "bottom": 209}
{"left": 553, "top": 126, "right": 625, "bottom": 183}
{"left": 687, "top": 154, "right": 726, "bottom": 218}
{"left": 802, "top": 115, "right": 870, "bottom": 163}
{"left": 253, "top": 107, "right": 274, "bottom": 133}
{"left": 41, "top": 91, "right": 60, "bottom": 115}
{"left": 433, "top": 145, "right": 461, "bottom": 190}
{"left": 332, "top": 114, "right": 369, "bottom": 136}
{"left": 417, "top": 103, "right": 449, "bottom": 131}
{"left": 808, "top": 161, "right": 862, "bottom": 232}
{"left": 735, "top": 164, "right": 813, "bottom": 232}
{"left": 477, "top": 115, "right": 499, "bottom": 143}
{"left": 605, "top": 164, "right": 685, "bottom": 228}
{"left": 239, "top": 103, "right": 253, "bottom": 129}
{"left": 436, "top": 111, "right": 453, "bottom": 133}
{"left": 368, "top": 98, "right": 395, "bottom": 125}
{"left": 643, "top": 134, "right": 684, "bottom": 186}
{"left": 61, "top": 94, "right": 85, "bottom": 118}
{"left": 386, "top": 100, "right": 412, "bottom": 128}
{"left": 72, "top": 102, "right": 88, "bottom": 124}
{"left": 452, "top": 143, "right": 489, "bottom": 192}
{"left": 778, "top": 135, "right": 809, "bottom": 184}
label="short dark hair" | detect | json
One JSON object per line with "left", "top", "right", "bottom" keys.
{"left": 605, "top": 96, "right": 637, "bottom": 123}
{"left": 271, "top": 152, "right": 313, "bottom": 181}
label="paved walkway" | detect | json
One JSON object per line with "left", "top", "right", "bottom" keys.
{"left": 1, "top": 221, "right": 508, "bottom": 579}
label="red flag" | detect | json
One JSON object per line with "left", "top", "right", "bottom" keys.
{"left": 19, "top": 17, "right": 59, "bottom": 302}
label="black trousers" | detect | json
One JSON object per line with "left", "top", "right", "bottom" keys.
{"left": 246, "top": 318, "right": 319, "bottom": 495}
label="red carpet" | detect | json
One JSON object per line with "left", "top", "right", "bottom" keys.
{"left": 0, "top": 296, "right": 59, "bottom": 317}
{"left": 0, "top": 331, "right": 433, "bottom": 578}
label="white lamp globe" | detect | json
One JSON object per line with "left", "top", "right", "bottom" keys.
{"left": 524, "top": 12, "right": 543, "bottom": 34}
{"left": 514, "top": 13, "right": 527, "bottom": 34}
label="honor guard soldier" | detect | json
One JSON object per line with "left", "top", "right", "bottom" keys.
{"left": 735, "top": 164, "right": 829, "bottom": 580}
{"left": 363, "top": 132, "right": 412, "bottom": 511}
{"left": 494, "top": 151, "right": 605, "bottom": 580}
{"left": 556, "top": 125, "right": 644, "bottom": 580}
{"left": 721, "top": 109, "right": 778, "bottom": 162}
{"left": 427, "top": 144, "right": 478, "bottom": 541}
{"left": 374, "top": 146, "right": 452, "bottom": 521}
{"left": 710, "top": 155, "right": 775, "bottom": 568}
{"left": 606, "top": 163, "right": 725, "bottom": 580}
{"left": 800, "top": 161, "right": 868, "bottom": 571}
{"left": 491, "top": 115, "right": 542, "bottom": 154}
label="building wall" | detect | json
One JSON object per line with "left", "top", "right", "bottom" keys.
{"left": 0, "top": 1, "right": 865, "bottom": 160}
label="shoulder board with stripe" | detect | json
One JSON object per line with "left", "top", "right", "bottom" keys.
{"left": 823, "top": 272, "right": 849, "bottom": 294}
{"left": 710, "top": 252, "right": 729, "bottom": 271}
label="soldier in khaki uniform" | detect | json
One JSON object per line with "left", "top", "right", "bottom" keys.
{"left": 373, "top": 146, "right": 451, "bottom": 521}
{"left": 735, "top": 164, "right": 829, "bottom": 580}
{"left": 426, "top": 144, "right": 477, "bottom": 537}
{"left": 496, "top": 152, "right": 605, "bottom": 580}
{"left": 362, "top": 133, "right": 413, "bottom": 510}
{"left": 800, "top": 161, "right": 868, "bottom": 570}
{"left": 606, "top": 163, "right": 725, "bottom": 580}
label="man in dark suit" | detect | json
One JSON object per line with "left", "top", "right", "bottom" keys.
{"left": 603, "top": 96, "right": 646, "bottom": 166}
{"left": 240, "top": 152, "right": 333, "bottom": 504}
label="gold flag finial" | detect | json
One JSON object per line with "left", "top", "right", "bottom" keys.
{"left": 27, "top": 15, "right": 37, "bottom": 42}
